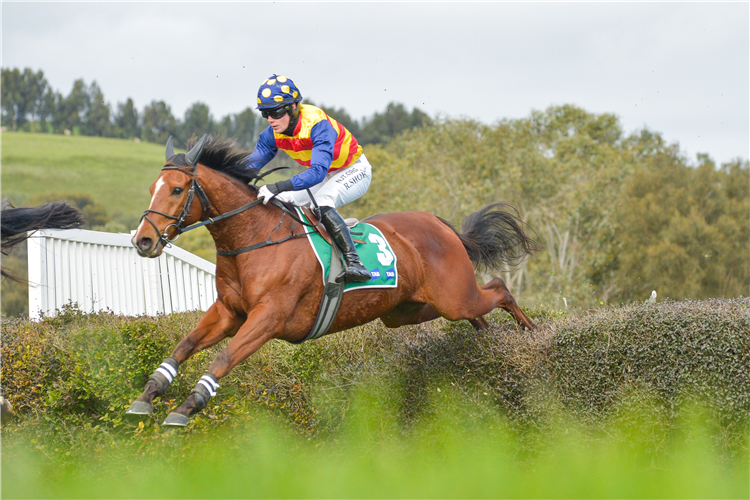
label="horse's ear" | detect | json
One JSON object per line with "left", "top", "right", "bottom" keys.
{"left": 186, "top": 134, "right": 209, "bottom": 166}
{"left": 165, "top": 136, "right": 175, "bottom": 160}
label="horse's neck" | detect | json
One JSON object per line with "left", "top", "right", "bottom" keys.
{"left": 199, "top": 169, "right": 280, "bottom": 248}
{"left": 204, "top": 172, "right": 257, "bottom": 216}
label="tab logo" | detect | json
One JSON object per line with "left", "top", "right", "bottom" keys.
{"left": 370, "top": 268, "right": 381, "bottom": 279}
{"left": 385, "top": 268, "right": 396, "bottom": 280}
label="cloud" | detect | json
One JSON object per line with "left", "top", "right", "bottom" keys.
{"left": 2, "top": 2, "right": 747, "bottom": 164}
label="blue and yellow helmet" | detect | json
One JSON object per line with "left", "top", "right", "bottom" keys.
{"left": 257, "top": 74, "right": 302, "bottom": 110}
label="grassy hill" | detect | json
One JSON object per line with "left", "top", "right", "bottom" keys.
{"left": 2, "top": 132, "right": 169, "bottom": 228}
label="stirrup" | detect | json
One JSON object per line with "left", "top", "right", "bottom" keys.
{"left": 337, "top": 263, "right": 371, "bottom": 283}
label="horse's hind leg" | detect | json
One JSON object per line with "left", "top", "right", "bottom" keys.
{"left": 420, "top": 273, "right": 535, "bottom": 331}
{"left": 126, "top": 301, "right": 243, "bottom": 416}
{"left": 482, "top": 277, "right": 536, "bottom": 330}
{"left": 381, "top": 302, "right": 490, "bottom": 331}
{"left": 469, "top": 316, "right": 491, "bottom": 330}
{"left": 380, "top": 301, "right": 442, "bottom": 328}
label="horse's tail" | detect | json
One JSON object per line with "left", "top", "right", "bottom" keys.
{"left": 438, "top": 202, "right": 541, "bottom": 272}
{"left": 1, "top": 199, "right": 85, "bottom": 281}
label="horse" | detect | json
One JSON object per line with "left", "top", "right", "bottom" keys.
{"left": 127, "top": 135, "right": 540, "bottom": 427}
{"left": 1, "top": 199, "right": 85, "bottom": 281}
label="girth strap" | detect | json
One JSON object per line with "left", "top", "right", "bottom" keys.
{"left": 291, "top": 242, "right": 346, "bottom": 344}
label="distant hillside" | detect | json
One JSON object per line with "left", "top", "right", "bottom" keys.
{"left": 1, "top": 133, "right": 167, "bottom": 229}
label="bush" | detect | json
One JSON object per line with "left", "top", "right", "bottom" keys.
{"left": 2, "top": 299, "right": 747, "bottom": 445}
{"left": 549, "top": 298, "right": 750, "bottom": 423}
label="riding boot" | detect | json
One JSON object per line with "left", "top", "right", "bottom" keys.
{"left": 319, "top": 206, "right": 372, "bottom": 283}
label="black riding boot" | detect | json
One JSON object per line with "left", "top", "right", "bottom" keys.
{"left": 320, "top": 206, "right": 372, "bottom": 283}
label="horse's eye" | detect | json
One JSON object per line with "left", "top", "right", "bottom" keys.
{"left": 172, "top": 187, "right": 184, "bottom": 195}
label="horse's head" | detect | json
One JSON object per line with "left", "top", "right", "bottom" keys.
{"left": 132, "top": 135, "right": 212, "bottom": 257}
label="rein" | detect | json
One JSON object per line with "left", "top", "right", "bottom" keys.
{"left": 140, "top": 163, "right": 318, "bottom": 256}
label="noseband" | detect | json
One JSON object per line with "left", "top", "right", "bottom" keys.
{"left": 139, "top": 162, "right": 213, "bottom": 249}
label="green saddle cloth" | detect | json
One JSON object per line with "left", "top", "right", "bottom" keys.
{"left": 296, "top": 208, "right": 398, "bottom": 291}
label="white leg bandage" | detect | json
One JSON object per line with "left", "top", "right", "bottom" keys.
{"left": 198, "top": 374, "right": 220, "bottom": 397}
{"left": 156, "top": 362, "right": 177, "bottom": 383}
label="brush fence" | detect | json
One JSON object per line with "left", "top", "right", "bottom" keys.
{"left": 27, "top": 229, "right": 217, "bottom": 319}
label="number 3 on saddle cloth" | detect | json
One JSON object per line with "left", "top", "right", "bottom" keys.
{"left": 294, "top": 208, "right": 398, "bottom": 342}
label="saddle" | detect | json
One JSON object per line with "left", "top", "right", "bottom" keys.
{"left": 296, "top": 205, "right": 362, "bottom": 243}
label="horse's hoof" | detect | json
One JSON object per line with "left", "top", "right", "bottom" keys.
{"left": 126, "top": 400, "right": 154, "bottom": 416}
{"left": 162, "top": 413, "right": 189, "bottom": 427}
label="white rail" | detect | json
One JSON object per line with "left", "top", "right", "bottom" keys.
{"left": 27, "top": 229, "right": 217, "bottom": 319}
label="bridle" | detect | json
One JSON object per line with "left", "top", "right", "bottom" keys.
{"left": 139, "top": 162, "right": 213, "bottom": 250}
{"left": 139, "top": 144, "right": 318, "bottom": 256}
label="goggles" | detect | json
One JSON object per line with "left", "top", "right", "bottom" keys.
{"left": 261, "top": 107, "right": 289, "bottom": 120}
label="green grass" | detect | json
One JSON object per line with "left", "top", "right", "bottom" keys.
{"left": 1, "top": 132, "right": 168, "bottom": 227}
{"left": 2, "top": 390, "right": 747, "bottom": 499}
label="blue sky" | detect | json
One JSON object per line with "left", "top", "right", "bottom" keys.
{"left": 3, "top": 1, "right": 748, "bottom": 165}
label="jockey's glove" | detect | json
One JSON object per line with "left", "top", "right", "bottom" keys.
{"left": 258, "top": 179, "right": 293, "bottom": 204}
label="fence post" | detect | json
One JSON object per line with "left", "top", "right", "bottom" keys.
{"left": 27, "top": 233, "right": 45, "bottom": 320}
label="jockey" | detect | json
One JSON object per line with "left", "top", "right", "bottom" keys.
{"left": 244, "top": 74, "right": 372, "bottom": 284}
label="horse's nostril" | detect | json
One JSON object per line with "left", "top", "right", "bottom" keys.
{"left": 138, "top": 237, "right": 153, "bottom": 251}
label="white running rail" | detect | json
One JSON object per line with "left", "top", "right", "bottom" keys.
{"left": 27, "top": 229, "right": 217, "bottom": 319}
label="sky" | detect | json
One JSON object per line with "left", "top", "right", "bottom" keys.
{"left": 2, "top": 1, "right": 748, "bottom": 166}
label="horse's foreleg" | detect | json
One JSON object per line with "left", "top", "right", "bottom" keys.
{"left": 482, "top": 277, "right": 536, "bottom": 330}
{"left": 126, "top": 301, "right": 243, "bottom": 417}
{"left": 162, "top": 304, "right": 281, "bottom": 426}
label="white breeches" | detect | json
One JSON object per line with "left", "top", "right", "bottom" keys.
{"left": 275, "top": 153, "right": 372, "bottom": 209}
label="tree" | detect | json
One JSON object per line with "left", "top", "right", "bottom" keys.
{"left": 114, "top": 98, "right": 140, "bottom": 139}
{"left": 53, "top": 79, "right": 88, "bottom": 134}
{"left": 141, "top": 100, "right": 177, "bottom": 145}
{"left": 1, "top": 68, "right": 51, "bottom": 131}
{"left": 84, "top": 81, "right": 111, "bottom": 137}
{"left": 38, "top": 88, "right": 57, "bottom": 133}
{"left": 215, "top": 107, "right": 258, "bottom": 148}
{"left": 358, "top": 102, "right": 432, "bottom": 145}
{"left": 181, "top": 101, "right": 214, "bottom": 146}
{"left": 348, "top": 105, "right": 633, "bottom": 305}
{"left": 233, "top": 108, "right": 257, "bottom": 147}
{"left": 613, "top": 153, "right": 750, "bottom": 301}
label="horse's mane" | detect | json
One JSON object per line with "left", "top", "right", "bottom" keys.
{"left": 187, "top": 136, "right": 263, "bottom": 188}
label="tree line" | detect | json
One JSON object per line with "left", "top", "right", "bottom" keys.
{"left": 2, "top": 67, "right": 747, "bottom": 313}
{"left": 348, "top": 105, "right": 749, "bottom": 306}
{"left": 1, "top": 67, "right": 431, "bottom": 148}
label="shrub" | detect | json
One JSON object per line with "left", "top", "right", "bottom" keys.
{"left": 1, "top": 298, "right": 747, "bottom": 455}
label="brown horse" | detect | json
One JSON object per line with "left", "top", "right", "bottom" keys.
{"left": 127, "top": 135, "right": 540, "bottom": 426}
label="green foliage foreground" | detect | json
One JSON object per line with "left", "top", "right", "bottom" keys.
{"left": 1, "top": 299, "right": 748, "bottom": 497}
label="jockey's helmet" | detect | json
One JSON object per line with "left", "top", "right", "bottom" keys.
{"left": 257, "top": 75, "right": 302, "bottom": 115}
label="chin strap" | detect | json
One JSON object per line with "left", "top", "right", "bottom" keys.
{"left": 281, "top": 113, "right": 299, "bottom": 136}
